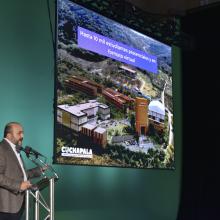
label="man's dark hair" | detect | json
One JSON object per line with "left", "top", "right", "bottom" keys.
{"left": 4, "top": 122, "right": 21, "bottom": 138}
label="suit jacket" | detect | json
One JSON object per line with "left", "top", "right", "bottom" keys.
{"left": 0, "top": 139, "right": 42, "bottom": 213}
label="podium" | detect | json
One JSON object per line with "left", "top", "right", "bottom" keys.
{"left": 25, "top": 177, "right": 58, "bottom": 220}
{"left": 23, "top": 150, "right": 59, "bottom": 220}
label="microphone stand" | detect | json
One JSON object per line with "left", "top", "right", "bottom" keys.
{"left": 26, "top": 152, "right": 59, "bottom": 179}
{"left": 24, "top": 151, "right": 58, "bottom": 220}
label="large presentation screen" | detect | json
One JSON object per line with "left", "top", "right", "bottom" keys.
{"left": 54, "top": 0, "right": 174, "bottom": 169}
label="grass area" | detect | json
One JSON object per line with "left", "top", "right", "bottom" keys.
{"left": 107, "top": 124, "right": 128, "bottom": 142}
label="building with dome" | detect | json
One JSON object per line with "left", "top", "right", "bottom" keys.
{"left": 148, "top": 100, "right": 166, "bottom": 133}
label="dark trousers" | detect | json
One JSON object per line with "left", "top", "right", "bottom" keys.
{"left": 0, "top": 205, "right": 24, "bottom": 220}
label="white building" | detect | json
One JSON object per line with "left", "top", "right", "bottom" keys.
{"left": 98, "top": 104, "right": 110, "bottom": 120}
{"left": 57, "top": 100, "right": 110, "bottom": 132}
{"left": 148, "top": 100, "right": 165, "bottom": 132}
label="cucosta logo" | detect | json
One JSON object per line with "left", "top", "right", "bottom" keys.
{"left": 61, "top": 146, "right": 93, "bottom": 158}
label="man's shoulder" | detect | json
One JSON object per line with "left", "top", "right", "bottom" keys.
{"left": 0, "top": 139, "right": 9, "bottom": 150}
{"left": 0, "top": 139, "right": 6, "bottom": 145}
{"left": 0, "top": 140, "right": 12, "bottom": 159}
{"left": 0, "top": 140, "right": 5, "bottom": 155}
{"left": 0, "top": 139, "right": 5, "bottom": 147}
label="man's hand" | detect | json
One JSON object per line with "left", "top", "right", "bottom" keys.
{"left": 20, "top": 181, "right": 32, "bottom": 191}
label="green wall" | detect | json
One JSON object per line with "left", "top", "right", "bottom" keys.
{"left": 0, "top": 0, "right": 182, "bottom": 219}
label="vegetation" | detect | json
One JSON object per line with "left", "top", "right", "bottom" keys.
{"left": 109, "top": 104, "right": 125, "bottom": 120}
{"left": 164, "top": 144, "right": 174, "bottom": 168}
{"left": 106, "top": 144, "right": 166, "bottom": 168}
{"left": 58, "top": 91, "right": 89, "bottom": 105}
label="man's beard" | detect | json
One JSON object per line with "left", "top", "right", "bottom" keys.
{"left": 12, "top": 138, "right": 23, "bottom": 146}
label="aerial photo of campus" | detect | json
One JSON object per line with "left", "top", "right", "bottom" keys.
{"left": 55, "top": 0, "right": 174, "bottom": 169}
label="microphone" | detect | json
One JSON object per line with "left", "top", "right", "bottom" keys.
{"left": 24, "top": 146, "right": 44, "bottom": 158}
{"left": 16, "top": 145, "right": 44, "bottom": 158}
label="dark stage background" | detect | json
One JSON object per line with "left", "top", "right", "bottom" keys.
{"left": 177, "top": 3, "right": 220, "bottom": 220}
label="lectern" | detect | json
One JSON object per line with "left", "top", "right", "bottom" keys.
{"left": 24, "top": 150, "right": 59, "bottom": 220}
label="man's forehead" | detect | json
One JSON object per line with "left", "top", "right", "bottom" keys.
{"left": 11, "top": 124, "right": 23, "bottom": 131}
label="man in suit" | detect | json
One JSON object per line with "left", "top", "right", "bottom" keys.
{"left": 0, "top": 122, "right": 43, "bottom": 220}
